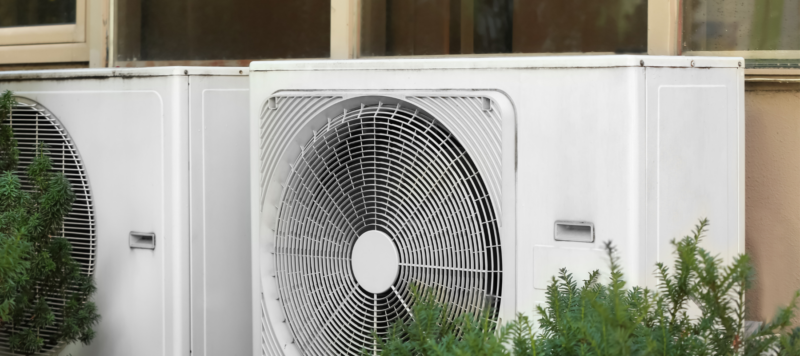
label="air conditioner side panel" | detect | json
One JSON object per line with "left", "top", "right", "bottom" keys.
{"left": 188, "top": 75, "right": 251, "bottom": 356}
{"left": 644, "top": 67, "right": 744, "bottom": 288}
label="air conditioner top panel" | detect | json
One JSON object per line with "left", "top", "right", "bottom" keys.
{"left": 0, "top": 66, "right": 248, "bottom": 81}
{"left": 250, "top": 55, "right": 741, "bottom": 72}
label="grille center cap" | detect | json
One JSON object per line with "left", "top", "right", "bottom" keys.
{"left": 351, "top": 230, "right": 399, "bottom": 294}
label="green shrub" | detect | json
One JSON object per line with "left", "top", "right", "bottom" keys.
{"left": 370, "top": 284, "right": 512, "bottom": 356}
{"left": 0, "top": 90, "right": 100, "bottom": 355}
{"left": 369, "top": 219, "right": 800, "bottom": 356}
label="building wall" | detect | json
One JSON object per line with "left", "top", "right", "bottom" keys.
{"left": 745, "top": 85, "right": 800, "bottom": 323}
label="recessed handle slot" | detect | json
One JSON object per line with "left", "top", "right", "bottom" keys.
{"left": 130, "top": 231, "right": 156, "bottom": 249}
{"left": 554, "top": 221, "right": 594, "bottom": 243}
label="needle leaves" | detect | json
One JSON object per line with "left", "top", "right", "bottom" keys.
{"left": 0, "top": 90, "right": 99, "bottom": 355}
{"left": 369, "top": 219, "right": 800, "bottom": 355}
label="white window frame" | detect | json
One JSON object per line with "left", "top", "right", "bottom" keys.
{"left": 0, "top": 0, "right": 86, "bottom": 46}
{"left": 0, "top": 0, "right": 106, "bottom": 67}
{"left": 647, "top": 0, "right": 680, "bottom": 56}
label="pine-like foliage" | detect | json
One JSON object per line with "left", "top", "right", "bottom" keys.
{"left": 369, "top": 284, "right": 512, "bottom": 356}
{"left": 0, "top": 90, "right": 100, "bottom": 355}
{"left": 369, "top": 219, "right": 800, "bottom": 355}
{"left": 0, "top": 91, "right": 19, "bottom": 172}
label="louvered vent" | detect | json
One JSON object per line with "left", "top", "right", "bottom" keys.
{"left": 0, "top": 100, "right": 96, "bottom": 355}
{"left": 271, "top": 101, "right": 502, "bottom": 355}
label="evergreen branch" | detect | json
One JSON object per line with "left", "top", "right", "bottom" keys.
{"left": 0, "top": 90, "right": 99, "bottom": 353}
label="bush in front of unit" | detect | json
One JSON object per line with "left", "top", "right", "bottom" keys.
{"left": 0, "top": 90, "right": 100, "bottom": 355}
{"left": 367, "top": 219, "right": 800, "bottom": 356}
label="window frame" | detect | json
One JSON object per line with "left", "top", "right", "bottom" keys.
{"left": 340, "top": 0, "right": 672, "bottom": 59}
{"left": 0, "top": 0, "right": 786, "bottom": 70}
{"left": 0, "top": 0, "right": 87, "bottom": 46}
{"left": 683, "top": 50, "right": 800, "bottom": 60}
{"left": 0, "top": 0, "right": 108, "bottom": 68}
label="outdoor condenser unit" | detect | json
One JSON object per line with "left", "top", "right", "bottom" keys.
{"left": 0, "top": 68, "right": 251, "bottom": 356}
{"left": 250, "top": 56, "right": 744, "bottom": 356}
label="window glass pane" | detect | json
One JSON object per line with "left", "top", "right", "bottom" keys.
{"left": 116, "top": 0, "right": 330, "bottom": 63}
{"left": 0, "top": 0, "right": 76, "bottom": 28}
{"left": 683, "top": 0, "right": 800, "bottom": 52}
{"left": 361, "top": 0, "right": 647, "bottom": 56}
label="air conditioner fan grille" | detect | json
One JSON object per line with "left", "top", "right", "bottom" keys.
{"left": 0, "top": 102, "right": 96, "bottom": 355}
{"left": 275, "top": 103, "right": 501, "bottom": 355}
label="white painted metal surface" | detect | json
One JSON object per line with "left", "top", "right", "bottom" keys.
{"left": 250, "top": 55, "right": 744, "bottom": 356}
{"left": 351, "top": 231, "right": 399, "bottom": 294}
{"left": 0, "top": 67, "right": 251, "bottom": 356}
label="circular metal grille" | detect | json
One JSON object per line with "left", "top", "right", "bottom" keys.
{"left": 0, "top": 100, "right": 96, "bottom": 354}
{"left": 275, "top": 102, "right": 502, "bottom": 355}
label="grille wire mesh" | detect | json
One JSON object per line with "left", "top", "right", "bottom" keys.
{"left": 274, "top": 102, "right": 502, "bottom": 355}
{"left": 0, "top": 101, "right": 96, "bottom": 355}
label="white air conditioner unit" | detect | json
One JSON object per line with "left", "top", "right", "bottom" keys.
{"left": 249, "top": 56, "right": 744, "bottom": 356}
{"left": 0, "top": 68, "right": 251, "bottom": 356}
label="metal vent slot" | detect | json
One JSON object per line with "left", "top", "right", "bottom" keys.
{"left": 0, "top": 101, "right": 96, "bottom": 355}
{"left": 273, "top": 102, "right": 502, "bottom": 355}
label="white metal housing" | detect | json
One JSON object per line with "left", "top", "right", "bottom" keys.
{"left": 250, "top": 56, "right": 744, "bottom": 356}
{"left": 0, "top": 67, "right": 251, "bottom": 356}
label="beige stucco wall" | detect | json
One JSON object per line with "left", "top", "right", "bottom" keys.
{"left": 746, "top": 85, "right": 800, "bottom": 323}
